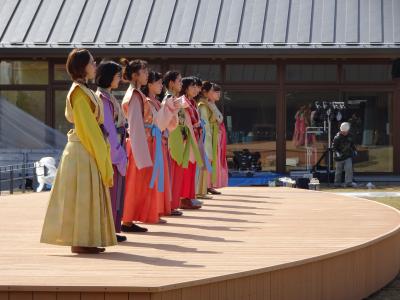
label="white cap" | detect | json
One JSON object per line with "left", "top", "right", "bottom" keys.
{"left": 340, "top": 122, "right": 350, "bottom": 132}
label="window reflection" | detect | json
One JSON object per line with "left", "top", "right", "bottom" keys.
{"left": 225, "top": 64, "right": 276, "bottom": 81}
{"left": 0, "top": 90, "right": 46, "bottom": 122}
{"left": 344, "top": 64, "right": 392, "bottom": 82}
{"left": 286, "top": 64, "right": 337, "bottom": 81}
{"left": 344, "top": 92, "right": 393, "bottom": 172}
{"left": 54, "top": 64, "right": 70, "bottom": 81}
{"left": 0, "top": 61, "right": 48, "bottom": 84}
{"left": 286, "top": 91, "right": 393, "bottom": 172}
{"left": 169, "top": 64, "right": 221, "bottom": 81}
{"left": 223, "top": 91, "right": 276, "bottom": 171}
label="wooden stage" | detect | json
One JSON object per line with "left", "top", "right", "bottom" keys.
{"left": 1, "top": 187, "right": 400, "bottom": 300}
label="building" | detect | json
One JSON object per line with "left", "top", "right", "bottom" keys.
{"left": 1, "top": 0, "right": 399, "bottom": 174}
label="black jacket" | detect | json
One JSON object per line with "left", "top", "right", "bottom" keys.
{"left": 332, "top": 132, "right": 356, "bottom": 161}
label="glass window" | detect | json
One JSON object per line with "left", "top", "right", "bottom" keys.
{"left": 54, "top": 64, "right": 70, "bottom": 81}
{"left": 286, "top": 64, "right": 337, "bottom": 81}
{"left": 343, "top": 64, "right": 392, "bottom": 81}
{"left": 0, "top": 90, "right": 46, "bottom": 122}
{"left": 0, "top": 60, "right": 48, "bottom": 84}
{"left": 54, "top": 90, "right": 72, "bottom": 134}
{"left": 0, "top": 90, "right": 66, "bottom": 149}
{"left": 343, "top": 92, "right": 392, "bottom": 172}
{"left": 223, "top": 90, "right": 276, "bottom": 171}
{"left": 54, "top": 62, "right": 162, "bottom": 82}
{"left": 148, "top": 63, "right": 162, "bottom": 72}
{"left": 286, "top": 91, "right": 393, "bottom": 173}
{"left": 286, "top": 91, "right": 340, "bottom": 171}
{"left": 225, "top": 64, "right": 277, "bottom": 81}
{"left": 169, "top": 64, "right": 221, "bottom": 81}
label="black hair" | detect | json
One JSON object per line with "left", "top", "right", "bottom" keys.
{"left": 141, "top": 71, "right": 163, "bottom": 97}
{"left": 201, "top": 81, "right": 222, "bottom": 96}
{"left": 120, "top": 58, "right": 148, "bottom": 81}
{"left": 180, "top": 76, "right": 196, "bottom": 96}
{"left": 212, "top": 83, "right": 221, "bottom": 91}
{"left": 193, "top": 76, "right": 203, "bottom": 87}
{"left": 95, "top": 61, "right": 122, "bottom": 88}
{"left": 66, "top": 48, "right": 91, "bottom": 81}
{"left": 163, "top": 70, "right": 181, "bottom": 89}
{"left": 202, "top": 81, "right": 213, "bottom": 93}
{"left": 192, "top": 76, "right": 202, "bottom": 101}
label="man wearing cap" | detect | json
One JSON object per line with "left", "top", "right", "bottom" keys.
{"left": 332, "top": 122, "right": 357, "bottom": 188}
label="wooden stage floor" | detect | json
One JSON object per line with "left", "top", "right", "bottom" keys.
{"left": 0, "top": 187, "right": 400, "bottom": 300}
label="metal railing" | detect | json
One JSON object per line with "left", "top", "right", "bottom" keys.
{"left": 0, "top": 162, "right": 41, "bottom": 195}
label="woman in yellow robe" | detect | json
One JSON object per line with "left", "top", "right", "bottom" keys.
{"left": 40, "top": 49, "right": 117, "bottom": 254}
{"left": 197, "top": 82, "right": 223, "bottom": 198}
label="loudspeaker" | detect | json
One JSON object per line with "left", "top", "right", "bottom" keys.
{"left": 296, "top": 177, "right": 310, "bottom": 189}
{"left": 392, "top": 58, "right": 400, "bottom": 79}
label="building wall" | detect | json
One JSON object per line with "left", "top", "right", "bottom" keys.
{"left": 0, "top": 56, "right": 397, "bottom": 173}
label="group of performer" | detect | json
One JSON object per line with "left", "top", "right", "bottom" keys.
{"left": 40, "top": 48, "right": 228, "bottom": 254}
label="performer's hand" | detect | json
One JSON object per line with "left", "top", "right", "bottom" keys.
{"left": 173, "top": 97, "right": 183, "bottom": 109}
{"left": 178, "top": 96, "right": 190, "bottom": 109}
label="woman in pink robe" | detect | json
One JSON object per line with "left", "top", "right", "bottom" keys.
{"left": 141, "top": 71, "right": 180, "bottom": 219}
{"left": 121, "top": 60, "right": 182, "bottom": 229}
{"left": 120, "top": 59, "right": 154, "bottom": 231}
{"left": 209, "top": 85, "right": 228, "bottom": 189}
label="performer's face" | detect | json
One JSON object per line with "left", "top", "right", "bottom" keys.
{"left": 205, "top": 88, "right": 220, "bottom": 102}
{"left": 110, "top": 72, "right": 121, "bottom": 90}
{"left": 85, "top": 55, "right": 96, "bottom": 80}
{"left": 149, "top": 79, "right": 163, "bottom": 96}
{"left": 215, "top": 91, "right": 221, "bottom": 101}
{"left": 195, "top": 85, "right": 202, "bottom": 96}
{"left": 136, "top": 68, "right": 149, "bottom": 86}
{"left": 186, "top": 84, "right": 197, "bottom": 98}
{"left": 172, "top": 75, "right": 182, "bottom": 94}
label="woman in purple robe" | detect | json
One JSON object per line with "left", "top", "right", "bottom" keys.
{"left": 95, "top": 61, "right": 128, "bottom": 242}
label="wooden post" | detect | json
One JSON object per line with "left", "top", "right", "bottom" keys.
{"left": 276, "top": 61, "right": 286, "bottom": 174}
{"left": 393, "top": 78, "right": 400, "bottom": 174}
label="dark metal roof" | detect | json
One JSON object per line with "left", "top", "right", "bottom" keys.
{"left": 0, "top": 0, "right": 399, "bottom": 54}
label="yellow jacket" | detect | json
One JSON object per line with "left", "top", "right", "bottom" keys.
{"left": 67, "top": 85, "right": 113, "bottom": 187}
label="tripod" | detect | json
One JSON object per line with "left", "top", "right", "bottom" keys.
{"left": 312, "top": 118, "right": 334, "bottom": 185}
{"left": 305, "top": 126, "right": 324, "bottom": 171}
{"left": 310, "top": 101, "right": 347, "bottom": 185}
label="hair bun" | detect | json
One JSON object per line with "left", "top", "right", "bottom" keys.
{"left": 120, "top": 58, "right": 129, "bottom": 66}
{"left": 201, "top": 81, "right": 213, "bottom": 91}
{"left": 120, "top": 58, "right": 131, "bottom": 80}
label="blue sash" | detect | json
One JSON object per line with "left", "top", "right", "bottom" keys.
{"left": 200, "top": 119, "right": 213, "bottom": 173}
{"left": 144, "top": 124, "right": 164, "bottom": 192}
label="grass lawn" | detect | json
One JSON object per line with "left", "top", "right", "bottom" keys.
{"left": 320, "top": 183, "right": 400, "bottom": 210}
{"left": 321, "top": 185, "right": 400, "bottom": 193}
{"left": 369, "top": 197, "right": 400, "bottom": 211}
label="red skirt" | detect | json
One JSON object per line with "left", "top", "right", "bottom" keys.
{"left": 157, "top": 142, "right": 172, "bottom": 216}
{"left": 181, "top": 161, "right": 196, "bottom": 199}
{"left": 170, "top": 159, "right": 184, "bottom": 210}
{"left": 122, "top": 138, "right": 160, "bottom": 224}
